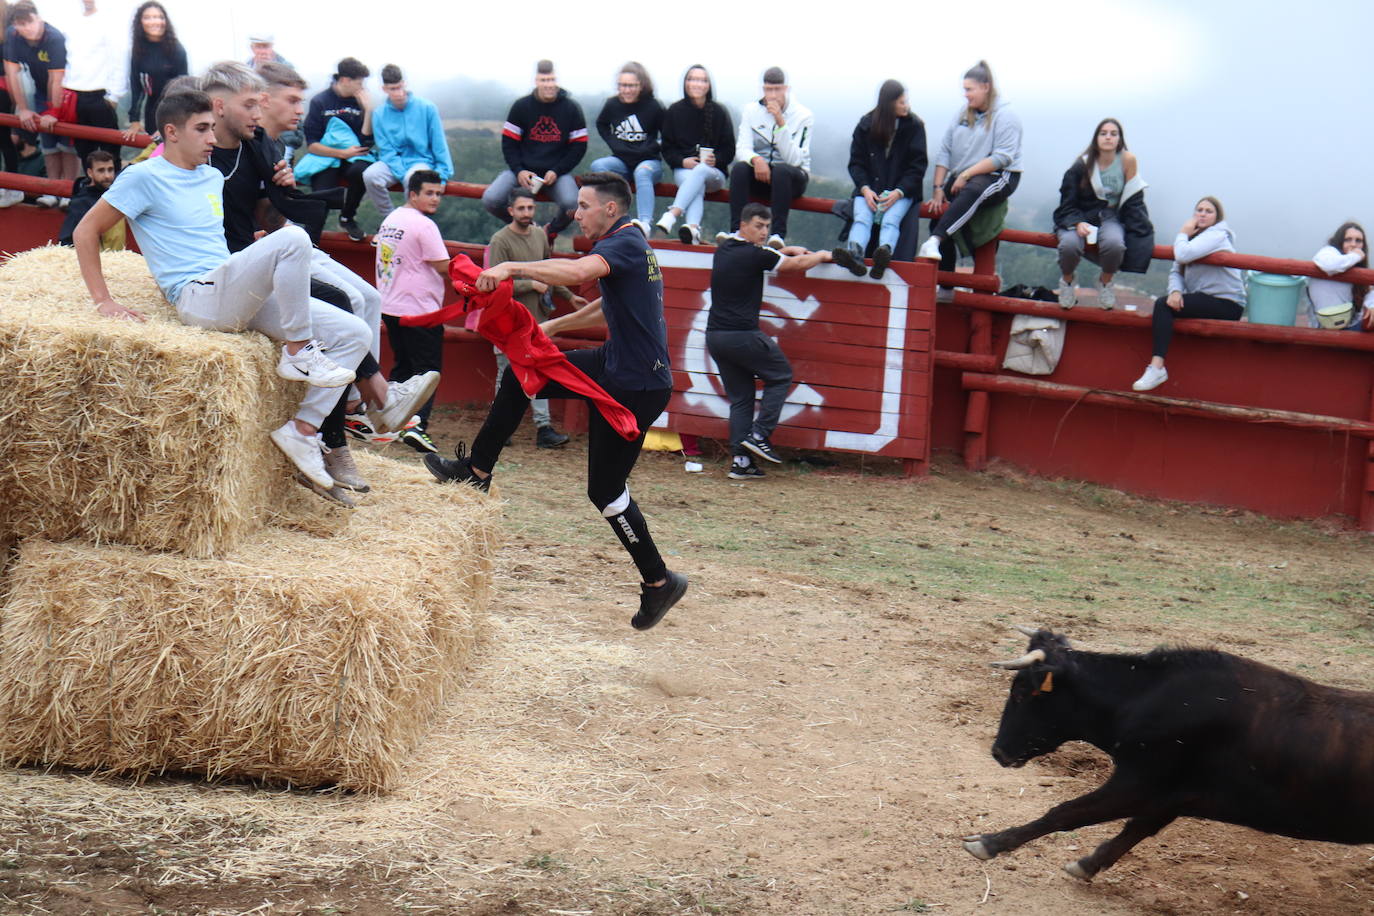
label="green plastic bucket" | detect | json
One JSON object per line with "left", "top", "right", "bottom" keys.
{"left": 1245, "top": 272, "right": 1305, "bottom": 326}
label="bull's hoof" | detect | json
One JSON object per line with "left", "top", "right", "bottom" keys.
{"left": 962, "top": 836, "right": 993, "bottom": 861}
{"left": 1063, "top": 860, "right": 1092, "bottom": 881}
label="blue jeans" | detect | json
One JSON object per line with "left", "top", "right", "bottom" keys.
{"left": 848, "top": 194, "right": 912, "bottom": 251}
{"left": 590, "top": 155, "right": 662, "bottom": 223}
{"left": 670, "top": 163, "right": 727, "bottom": 226}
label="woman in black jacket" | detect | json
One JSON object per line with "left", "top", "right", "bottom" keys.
{"left": 654, "top": 64, "right": 735, "bottom": 245}
{"left": 1051, "top": 117, "right": 1153, "bottom": 309}
{"left": 123, "top": 1, "right": 188, "bottom": 142}
{"left": 832, "top": 80, "right": 927, "bottom": 279}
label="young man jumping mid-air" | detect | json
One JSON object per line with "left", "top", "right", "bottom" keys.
{"left": 426, "top": 171, "right": 687, "bottom": 631}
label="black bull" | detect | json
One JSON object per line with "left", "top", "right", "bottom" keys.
{"left": 963, "top": 628, "right": 1374, "bottom": 879}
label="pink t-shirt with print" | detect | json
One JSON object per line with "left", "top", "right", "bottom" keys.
{"left": 375, "top": 206, "right": 449, "bottom": 317}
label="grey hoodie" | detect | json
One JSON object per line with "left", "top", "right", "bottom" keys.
{"left": 1167, "top": 221, "right": 1246, "bottom": 305}
{"left": 934, "top": 103, "right": 1023, "bottom": 176}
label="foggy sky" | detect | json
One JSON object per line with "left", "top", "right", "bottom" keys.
{"left": 63, "top": 0, "right": 1374, "bottom": 256}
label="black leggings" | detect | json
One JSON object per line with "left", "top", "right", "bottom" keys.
{"left": 469, "top": 346, "right": 673, "bottom": 582}
{"left": 932, "top": 171, "right": 1020, "bottom": 271}
{"left": 72, "top": 90, "right": 121, "bottom": 166}
{"left": 1151, "top": 293, "right": 1243, "bottom": 358}
{"left": 381, "top": 314, "right": 444, "bottom": 429}
{"left": 311, "top": 158, "right": 370, "bottom": 220}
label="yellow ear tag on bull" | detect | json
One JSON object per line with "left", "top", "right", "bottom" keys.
{"left": 1039, "top": 672, "right": 1054, "bottom": 693}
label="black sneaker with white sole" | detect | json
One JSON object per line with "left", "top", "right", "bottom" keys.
{"left": 831, "top": 244, "right": 866, "bottom": 277}
{"left": 631, "top": 570, "right": 688, "bottom": 631}
{"left": 741, "top": 433, "right": 782, "bottom": 464}
{"left": 402, "top": 427, "right": 438, "bottom": 454}
{"left": 339, "top": 217, "right": 365, "bottom": 242}
{"left": 727, "top": 463, "right": 766, "bottom": 480}
{"left": 536, "top": 425, "right": 570, "bottom": 449}
{"left": 423, "top": 442, "right": 490, "bottom": 492}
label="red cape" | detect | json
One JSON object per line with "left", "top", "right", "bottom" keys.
{"left": 399, "top": 254, "right": 641, "bottom": 441}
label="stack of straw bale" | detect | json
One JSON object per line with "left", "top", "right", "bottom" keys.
{"left": 0, "top": 246, "right": 304, "bottom": 557}
{"left": 0, "top": 247, "right": 501, "bottom": 791}
{"left": 0, "top": 452, "right": 499, "bottom": 791}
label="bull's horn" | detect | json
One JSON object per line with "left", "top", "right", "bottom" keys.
{"left": 989, "top": 648, "right": 1046, "bottom": 670}
{"left": 1013, "top": 624, "right": 1041, "bottom": 637}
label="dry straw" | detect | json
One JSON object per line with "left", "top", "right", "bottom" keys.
{"left": 0, "top": 452, "right": 501, "bottom": 792}
{"left": 0, "top": 246, "right": 309, "bottom": 557}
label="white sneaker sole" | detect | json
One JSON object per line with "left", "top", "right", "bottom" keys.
{"left": 270, "top": 426, "right": 335, "bottom": 489}
{"left": 375, "top": 372, "right": 441, "bottom": 433}
{"left": 277, "top": 360, "right": 356, "bottom": 388}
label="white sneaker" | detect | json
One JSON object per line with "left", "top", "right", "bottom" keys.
{"left": 1099, "top": 281, "right": 1117, "bottom": 310}
{"left": 1057, "top": 279, "right": 1077, "bottom": 309}
{"left": 714, "top": 231, "right": 731, "bottom": 245}
{"left": 1131, "top": 365, "right": 1168, "bottom": 392}
{"left": 917, "top": 236, "right": 943, "bottom": 260}
{"left": 35, "top": 194, "right": 58, "bottom": 208}
{"left": 57, "top": 196, "right": 70, "bottom": 210}
{"left": 277, "top": 341, "right": 356, "bottom": 388}
{"left": 655, "top": 212, "right": 676, "bottom": 237}
{"left": 678, "top": 223, "right": 702, "bottom": 246}
{"left": 630, "top": 219, "right": 651, "bottom": 237}
{"left": 271, "top": 422, "right": 334, "bottom": 489}
{"left": 0, "top": 188, "right": 22, "bottom": 208}
{"left": 936, "top": 286, "right": 955, "bottom": 304}
{"left": 766, "top": 234, "right": 784, "bottom": 250}
{"left": 370, "top": 371, "right": 441, "bottom": 434}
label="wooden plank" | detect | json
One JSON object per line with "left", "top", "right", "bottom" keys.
{"left": 671, "top": 353, "right": 932, "bottom": 389}
{"left": 668, "top": 371, "right": 931, "bottom": 413}
{"left": 665, "top": 412, "right": 928, "bottom": 460}
{"left": 666, "top": 397, "right": 928, "bottom": 438}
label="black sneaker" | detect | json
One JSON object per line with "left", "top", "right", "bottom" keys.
{"left": 401, "top": 427, "right": 438, "bottom": 454}
{"left": 870, "top": 244, "right": 893, "bottom": 280}
{"left": 339, "top": 217, "right": 365, "bottom": 242}
{"left": 727, "top": 462, "right": 766, "bottom": 480}
{"left": 831, "top": 243, "right": 866, "bottom": 277}
{"left": 536, "top": 425, "right": 570, "bottom": 449}
{"left": 631, "top": 570, "right": 688, "bottom": 631}
{"left": 424, "top": 442, "right": 490, "bottom": 492}
{"left": 742, "top": 433, "right": 782, "bottom": 465}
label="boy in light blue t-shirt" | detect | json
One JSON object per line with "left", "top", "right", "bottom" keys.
{"left": 72, "top": 89, "right": 371, "bottom": 495}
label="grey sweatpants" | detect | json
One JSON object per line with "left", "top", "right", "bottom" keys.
{"left": 1057, "top": 217, "right": 1126, "bottom": 276}
{"left": 175, "top": 226, "right": 372, "bottom": 427}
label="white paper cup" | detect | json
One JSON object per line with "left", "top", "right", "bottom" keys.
{"left": 528, "top": 176, "right": 545, "bottom": 194}
{"left": 1086, "top": 225, "right": 1099, "bottom": 245}
{"left": 698, "top": 147, "right": 714, "bottom": 165}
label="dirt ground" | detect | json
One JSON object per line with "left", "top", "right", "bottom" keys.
{"left": 2, "top": 404, "right": 1372, "bottom": 916}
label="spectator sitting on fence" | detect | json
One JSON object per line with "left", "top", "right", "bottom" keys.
{"left": 487, "top": 186, "right": 586, "bottom": 450}
{"left": 482, "top": 59, "right": 587, "bottom": 243}
{"left": 362, "top": 63, "right": 452, "bottom": 224}
{"left": 591, "top": 61, "right": 664, "bottom": 236}
{"left": 298, "top": 56, "right": 374, "bottom": 242}
{"left": 3, "top": 1, "right": 77, "bottom": 194}
{"left": 61, "top": 0, "right": 124, "bottom": 168}
{"left": 58, "top": 149, "right": 122, "bottom": 248}
{"left": 74, "top": 89, "right": 369, "bottom": 495}
{"left": 375, "top": 169, "right": 452, "bottom": 454}
{"left": 1052, "top": 118, "right": 1154, "bottom": 310}
{"left": 124, "top": 2, "right": 186, "bottom": 144}
{"left": 709, "top": 202, "right": 832, "bottom": 480}
{"left": 655, "top": 64, "right": 734, "bottom": 246}
{"left": 1306, "top": 222, "right": 1374, "bottom": 331}
{"left": 832, "top": 79, "right": 926, "bottom": 281}
{"left": 1132, "top": 196, "right": 1244, "bottom": 392}
{"left": 919, "top": 60, "right": 1023, "bottom": 301}
{"left": 724, "top": 66, "right": 812, "bottom": 250}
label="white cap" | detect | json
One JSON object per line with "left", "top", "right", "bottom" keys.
{"left": 247, "top": 31, "right": 275, "bottom": 45}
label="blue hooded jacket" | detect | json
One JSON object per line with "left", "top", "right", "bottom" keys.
{"left": 373, "top": 92, "right": 454, "bottom": 182}
{"left": 293, "top": 117, "right": 375, "bottom": 181}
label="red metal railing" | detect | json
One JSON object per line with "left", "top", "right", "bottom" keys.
{"left": 5, "top": 117, "right": 1374, "bottom": 526}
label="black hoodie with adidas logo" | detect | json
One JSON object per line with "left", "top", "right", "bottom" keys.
{"left": 594, "top": 96, "right": 666, "bottom": 169}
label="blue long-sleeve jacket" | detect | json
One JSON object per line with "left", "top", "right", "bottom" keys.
{"left": 373, "top": 92, "right": 454, "bottom": 182}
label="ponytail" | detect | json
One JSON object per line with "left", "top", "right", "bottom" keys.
{"left": 960, "top": 59, "right": 997, "bottom": 129}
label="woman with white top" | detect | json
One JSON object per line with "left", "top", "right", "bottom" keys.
{"left": 1051, "top": 118, "right": 1153, "bottom": 309}
{"left": 918, "top": 60, "right": 1022, "bottom": 298}
{"left": 1132, "top": 196, "right": 1245, "bottom": 391}
{"left": 1307, "top": 222, "right": 1374, "bottom": 330}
